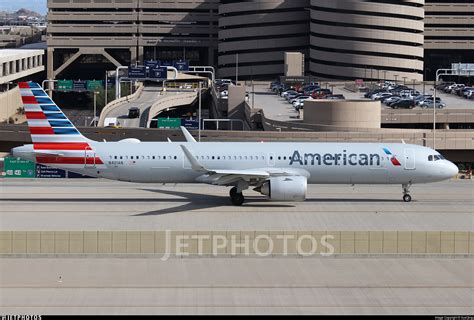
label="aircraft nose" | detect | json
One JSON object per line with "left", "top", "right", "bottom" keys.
{"left": 446, "top": 161, "right": 459, "bottom": 178}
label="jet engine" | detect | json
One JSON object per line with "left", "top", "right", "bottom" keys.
{"left": 255, "top": 176, "right": 307, "bottom": 201}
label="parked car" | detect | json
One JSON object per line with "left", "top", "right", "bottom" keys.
{"left": 293, "top": 96, "right": 312, "bottom": 108}
{"left": 372, "top": 92, "right": 392, "bottom": 101}
{"left": 290, "top": 95, "right": 310, "bottom": 104}
{"left": 419, "top": 97, "right": 443, "bottom": 108}
{"left": 324, "top": 94, "right": 345, "bottom": 100}
{"left": 422, "top": 100, "right": 446, "bottom": 109}
{"left": 383, "top": 96, "right": 402, "bottom": 106}
{"left": 390, "top": 99, "right": 415, "bottom": 109}
{"left": 281, "top": 89, "right": 298, "bottom": 98}
{"left": 286, "top": 93, "right": 303, "bottom": 102}
{"left": 436, "top": 82, "right": 455, "bottom": 91}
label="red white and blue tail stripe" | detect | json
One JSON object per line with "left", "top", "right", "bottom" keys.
{"left": 19, "top": 81, "right": 104, "bottom": 167}
{"left": 20, "top": 81, "right": 87, "bottom": 143}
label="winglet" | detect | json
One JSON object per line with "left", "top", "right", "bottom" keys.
{"left": 167, "top": 138, "right": 172, "bottom": 143}
{"left": 401, "top": 139, "right": 406, "bottom": 144}
{"left": 180, "top": 144, "right": 208, "bottom": 172}
{"left": 180, "top": 126, "right": 197, "bottom": 143}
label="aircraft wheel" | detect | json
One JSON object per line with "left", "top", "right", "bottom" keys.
{"left": 403, "top": 194, "right": 412, "bottom": 203}
{"left": 230, "top": 187, "right": 245, "bottom": 206}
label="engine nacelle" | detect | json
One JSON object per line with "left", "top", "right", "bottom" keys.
{"left": 257, "top": 176, "right": 307, "bottom": 202}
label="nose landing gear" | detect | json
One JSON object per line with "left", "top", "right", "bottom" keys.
{"left": 402, "top": 183, "right": 412, "bottom": 202}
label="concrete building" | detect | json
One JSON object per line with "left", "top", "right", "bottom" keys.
{"left": 309, "top": 0, "right": 425, "bottom": 82}
{"left": 46, "top": 0, "right": 474, "bottom": 81}
{"left": 424, "top": 0, "right": 474, "bottom": 79}
{"left": 303, "top": 99, "right": 381, "bottom": 130}
{"left": 217, "top": 0, "right": 309, "bottom": 80}
{"left": 0, "top": 49, "right": 44, "bottom": 84}
{"left": 46, "top": 0, "right": 219, "bottom": 80}
{"left": 0, "top": 49, "right": 45, "bottom": 122}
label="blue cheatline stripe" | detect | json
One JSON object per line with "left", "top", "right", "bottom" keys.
{"left": 53, "top": 127, "right": 80, "bottom": 135}
{"left": 383, "top": 148, "right": 392, "bottom": 155}
{"left": 36, "top": 97, "right": 54, "bottom": 104}
{"left": 49, "top": 120, "right": 74, "bottom": 128}
{"left": 27, "top": 82, "right": 41, "bottom": 88}
{"left": 31, "top": 90, "right": 48, "bottom": 97}
{"left": 45, "top": 113, "right": 67, "bottom": 120}
{"left": 41, "top": 105, "right": 61, "bottom": 112}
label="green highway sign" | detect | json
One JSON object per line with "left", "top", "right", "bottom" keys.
{"left": 4, "top": 157, "right": 36, "bottom": 178}
{"left": 56, "top": 80, "right": 73, "bottom": 91}
{"left": 157, "top": 118, "right": 181, "bottom": 129}
{"left": 87, "top": 80, "right": 103, "bottom": 91}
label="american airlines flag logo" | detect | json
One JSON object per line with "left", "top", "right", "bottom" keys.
{"left": 19, "top": 81, "right": 104, "bottom": 167}
{"left": 383, "top": 148, "right": 401, "bottom": 166}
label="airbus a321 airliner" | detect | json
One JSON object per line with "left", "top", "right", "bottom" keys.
{"left": 12, "top": 82, "right": 458, "bottom": 205}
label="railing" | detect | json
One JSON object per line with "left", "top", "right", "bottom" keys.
{"left": 98, "top": 82, "right": 143, "bottom": 127}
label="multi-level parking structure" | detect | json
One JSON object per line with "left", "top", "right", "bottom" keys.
{"left": 46, "top": 0, "right": 219, "bottom": 80}
{"left": 218, "top": 0, "right": 310, "bottom": 80}
{"left": 309, "top": 0, "right": 425, "bottom": 82}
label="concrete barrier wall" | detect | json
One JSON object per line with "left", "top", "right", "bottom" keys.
{"left": 98, "top": 82, "right": 144, "bottom": 127}
{"left": 146, "top": 92, "right": 197, "bottom": 128}
{"left": 1, "top": 231, "right": 472, "bottom": 255}
{"left": 0, "top": 87, "right": 22, "bottom": 123}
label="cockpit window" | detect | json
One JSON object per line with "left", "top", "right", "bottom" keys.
{"left": 429, "top": 154, "right": 444, "bottom": 161}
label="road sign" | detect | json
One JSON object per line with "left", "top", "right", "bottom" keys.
{"left": 161, "top": 60, "right": 173, "bottom": 67}
{"left": 56, "top": 80, "right": 73, "bottom": 91}
{"left": 73, "top": 80, "right": 87, "bottom": 91}
{"left": 87, "top": 80, "right": 103, "bottom": 91}
{"left": 157, "top": 118, "right": 181, "bottom": 129}
{"left": 4, "top": 157, "right": 36, "bottom": 178}
{"left": 174, "top": 60, "right": 189, "bottom": 72}
{"left": 35, "top": 164, "right": 67, "bottom": 178}
{"left": 128, "top": 66, "right": 147, "bottom": 78}
{"left": 149, "top": 66, "right": 167, "bottom": 79}
{"left": 144, "top": 60, "right": 160, "bottom": 69}
{"left": 181, "top": 119, "right": 199, "bottom": 129}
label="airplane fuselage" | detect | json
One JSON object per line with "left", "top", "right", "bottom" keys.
{"left": 13, "top": 141, "right": 458, "bottom": 185}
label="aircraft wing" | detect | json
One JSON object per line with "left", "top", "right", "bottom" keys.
{"left": 180, "top": 145, "right": 306, "bottom": 186}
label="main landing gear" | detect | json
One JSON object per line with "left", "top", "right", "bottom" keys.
{"left": 402, "top": 183, "right": 412, "bottom": 202}
{"left": 230, "top": 187, "right": 245, "bottom": 206}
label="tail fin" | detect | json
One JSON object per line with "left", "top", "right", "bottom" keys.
{"left": 19, "top": 81, "right": 90, "bottom": 144}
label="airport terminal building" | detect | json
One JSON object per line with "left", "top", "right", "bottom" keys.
{"left": 46, "top": 0, "right": 474, "bottom": 81}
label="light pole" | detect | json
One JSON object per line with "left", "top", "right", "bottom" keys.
{"left": 93, "top": 91, "right": 100, "bottom": 127}
{"left": 433, "top": 72, "right": 437, "bottom": 149}
{"left": 251, "top": 79, "right": 255, "bottom": 112}
{"left": 403, "top": 76, "right": 407, "bottom": 85}
{"left": 198, "top": 81, "right": 202, "bottom": 142}
{"left": 394, "top": 74, "right": 398, "bottom": 84}
{"left": 383, "top": 71, "right": 387, "bottom": 82}
{"left": 235, "top": 53, "right": 239, "bottom": 84}
{"left": 105, "top": 71, "right": 108, "bottom": 106}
